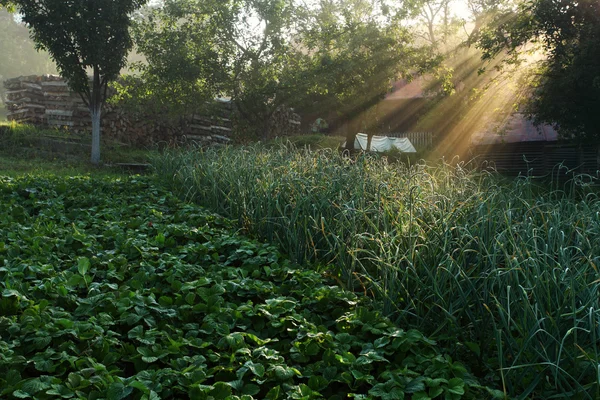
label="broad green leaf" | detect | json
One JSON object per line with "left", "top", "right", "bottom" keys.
{"left": 374, "top": 337, "right": 390, "bottom": 348}
{"left": 446, "top": 378, "right": 465, "bottom": 395}
{"left": 107, "top": 382, "right": 133, "bottom": 400}
{"left": 272, "top": 365, "right": 295, "bottom": 380}
{"left": 245, "top": 361, "right": 265, "bottom": 378}
{"left": 129, "top": 380, "right": 150, "bottom": 395}
{"left": 265, "top": 386, "right": 281, "bottom": 400}
{"left": 412, "top": 392, "right": 431, "bottom": 400}
{"left": 242, "top": 383, "right": 260, "bottom": 396}
{"left": 405, "top": 377, "right": 426, "bottom": 394}
{"left": 308, "top": 375, "right": 328, "bottom": 391}
{"left": 77, "top": 257, "right": 90, "bottom": 275}
{"left": 210, "top": 382, "right": 232, "bottom": 398}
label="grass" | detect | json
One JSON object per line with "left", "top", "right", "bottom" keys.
{"left": 152, "top": 143, "right": 600, "bottom": 399}
{"left": 0, "top": 121, "right": 157, "bottom": 171}
{"left": 271, "top": 134, "right": 346, "bottom": 150}
{"left": 0, "top": 155, "right": 125, "bottom": 177}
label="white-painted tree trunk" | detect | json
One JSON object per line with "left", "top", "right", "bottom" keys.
{"left": 90, "top": 107, "right": 101, "bottom": 165}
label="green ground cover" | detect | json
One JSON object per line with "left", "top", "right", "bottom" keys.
{"left": 0, "top": 174, "right": 499, "bottom": 399}
{"left": 0, "top": 122, "right": 155, "bottom": 166}
{"left": 153, "top": 144, "right": 600, "bottom": 399}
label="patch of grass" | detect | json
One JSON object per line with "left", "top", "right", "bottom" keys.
{"left": 271, "top": 134, "right": 346, "bottom": 150}
{"left": 153, "top": 144, "right": 600, "bottom": 399}
{"left": 0, "top": 155, "right": 126, "bottom": 178}
{"left": 0, "top": 175, "right": 498, "bottom": 399}
{"left": 0, "top": 122, "right": 158, "bottom": 166}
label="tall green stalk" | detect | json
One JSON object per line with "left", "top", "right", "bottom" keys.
{"left": 153, "top": 144, "right": 600, "bottom": 398}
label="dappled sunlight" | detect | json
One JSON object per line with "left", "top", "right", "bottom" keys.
{"left": 329, "top": 35, "right": 537, "bottom": 160}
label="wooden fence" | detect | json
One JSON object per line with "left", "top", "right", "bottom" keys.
{"left": 385, "top": 131, "right": 434, "bottom": 150}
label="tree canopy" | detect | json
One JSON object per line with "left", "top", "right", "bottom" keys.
{"left": 478, "top": 0, "right": 600, "bottom": 141}
{"left": 121, "top": 0, "right": 437, "bottom": 143}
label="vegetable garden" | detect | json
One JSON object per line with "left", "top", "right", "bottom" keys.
{"left": 153, "top": 144, "right": 600, "bottom": 399}
{"left": 0, "top": 174, "right": 498, "bottom": 399}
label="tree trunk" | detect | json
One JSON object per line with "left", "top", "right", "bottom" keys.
{"left": 89, "top": 65, "right": 104, "bottom": 165}
{"left": 345, "top": 131, "right": 357, "bottom": 151}
{"left": 90, "top": 107, "right": 101, "bottom": 165}
{"left": 262, "top": 118, "right": 270, "bottom": 142}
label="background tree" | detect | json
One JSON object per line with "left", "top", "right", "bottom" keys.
{"left": 477, "top": 0, "right": 600, "bottom": 141}
{"left": 0, "top": 9, "right": 56, "bottom": 118}
{"left": 301, "top": 0, "right": 438, "bottom": 148}
{"left": 1, "top": 0, "right": 148, "bottom": 164}
{"left": 124, "top": 0, "right": 435, "bottom": 145}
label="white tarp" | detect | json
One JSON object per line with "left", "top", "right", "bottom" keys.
{"left": 351, "top": 133, "right": 417, "bottom": 153}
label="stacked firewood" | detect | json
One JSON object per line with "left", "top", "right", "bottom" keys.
{"left": 3, "top": 75, "right": 301, "bottom": 146}
{"left": 269, "top": 106, "right": 302, "bottom": 137}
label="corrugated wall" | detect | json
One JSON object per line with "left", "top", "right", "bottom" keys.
{"left": 470, "top": 142, "right": 599, "bottom": 177}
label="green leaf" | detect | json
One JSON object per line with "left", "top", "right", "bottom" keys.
{"left": 429, "top": 387, "right": 444, "bottom": 398}
{"left": 245, "top": 361, "right": 265, "bottom": 378}
{"left": 405, "top": 377, "right": 426, "bottom": 394}
{"left": 412, "top": 392, "right": 431, "bottom": 400}
{"left": 210, "top": 382, "right": 232, "bottom": 398}
{"left": 129, "top": 380, "right": 150, "bottom": 395}
{"left": 12, "top": 390, "right": 31, "bottom": 399}
{"left": 323, "top": 366, "right": 337, "bottom": 381}
{"left": 265, "top": 385, "right": 281, "bottom": 400}
{"left": 66, "top": 274, "right": 84, "bottom": 287}
{"left": 464, "top": 341, "right": 480, "bottom": 357}
{"left": 308, "top": 375, "right": 328, "bottom": 391}
{"left": 272, "top": 365, "right": 295, "bottom": 380}
{"left": 46, "top": 384, "right": 75, "bottom": 398}
{"left": 374, "top": 337, "right": 390, "bottom": 348}
{"left": 6, "top": 370, "right": 22, "bottom": 387}
{"left": 242, "top": 384, "right": 260, "bottom": 396}
{"left": 446, "top": 378, "right": 465, "bottom": 395}
{"left": 67, "top": 373, "right": 82, "bottom": 389}
{"left": 143, "top": 391, "right": 161, "bottom": 400}
{"left": 77, "top": 257, "right": 90, "bottom": 275}
{"left": 128, "top": 325, "right": 144, "bottom": 339}
{"left": 107, "top": 382, "right": 133, "bottom": 400}
{"left": 20, "top": 377, "right": 49, "bottom": 395}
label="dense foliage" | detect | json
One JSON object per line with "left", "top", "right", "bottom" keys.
{"left": 154, "top": 145, "right": 600, "bottom": 399}
{"left": 478, "top": 0, "right": 600, "bottom": 141}
{"left": 0, "top": 175, "right": 498, "bottom": 399}
{"left": 122, "top": 0, "right": 435, "bottom": 142}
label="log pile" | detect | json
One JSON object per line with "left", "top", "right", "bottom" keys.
{"left": 3, "top": 75, "right": 301, "bottom": 146}
{"left": 270, "top": 106, "right": 302, "bottom": 137}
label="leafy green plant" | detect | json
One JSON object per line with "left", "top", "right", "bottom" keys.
{"left": 0, "top": 174, "right": 497, "bottom": 399}
{"left": 152, "top": 144, "right": 600, "bottom": 399}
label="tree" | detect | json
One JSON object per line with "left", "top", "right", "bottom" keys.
{"left": 0, "top": 10, "right": 56, "bottom": 83}
{"left": 477, "top": 0, "right": 600, "bottom": 141}
{"left": 125, "top": 0, "right": 435, "bottom": 145}
{"left": 0, "top": 9, "right": 56, "bottom": 118}
{"left": 1, "top": 0, "right": 148, "bottom": 164}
